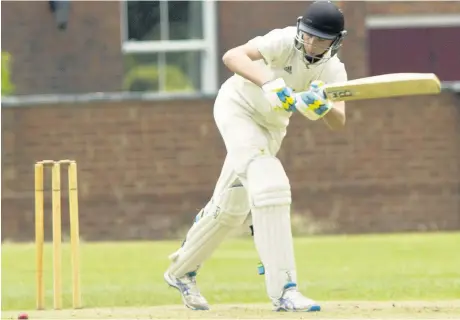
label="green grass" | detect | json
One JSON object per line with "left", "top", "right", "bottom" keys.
{"left": 2, "top": 232, "right": 460, "bottom": 312}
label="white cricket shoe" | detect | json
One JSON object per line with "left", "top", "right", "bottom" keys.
{"left": 164, "top": 271, "right": 210, "bottom": 310}
{"left": 273, "top": 283, "right": 321, "bottom": 312}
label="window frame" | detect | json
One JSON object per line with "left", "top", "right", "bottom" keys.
{"left": 366, "top": 14, "right": 460, "bottom": 29}
{"left": 120, "top": 0, "right": 218, "bottom": 95}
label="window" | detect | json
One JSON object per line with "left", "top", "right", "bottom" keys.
{"left": 121, "top": 1, "right": 218, "bottom": 95}
{"left": 367, "top": 15, "right": 460, "bottom": 82}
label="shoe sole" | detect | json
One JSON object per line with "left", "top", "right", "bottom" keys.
{"left": 275, "top": 305, "right": 321, "bottom": 312}
{"left": 163, "top": 272, "right": 210, "bottom": 311}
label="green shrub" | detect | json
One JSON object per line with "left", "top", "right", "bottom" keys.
{"left": 2, "top": 52, "right": 15, "bottom": 96}
{"left": 123, "top": 64, "right": 194, "bottom": 93}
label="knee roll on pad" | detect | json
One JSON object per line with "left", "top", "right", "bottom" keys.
{"left": 246, "top": 156, "right": 291, "bottom": 208}
{"left": 168, "top": 185, "right": 250, "bottom": 277}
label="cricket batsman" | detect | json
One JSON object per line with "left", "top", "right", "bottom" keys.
{"left": 164, "top": 0, "right": 348, "bottom": 312}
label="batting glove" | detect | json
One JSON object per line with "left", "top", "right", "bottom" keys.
{"left": 295, "top": 80, "right": 333, "bottom": 121}
{"left": 262, "top": 78, "right": 297, "bottom": 112}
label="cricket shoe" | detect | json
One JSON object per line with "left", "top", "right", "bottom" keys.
{"left": 273, "top": 282, "right": 321, "bottom": 312}
{"left": 164, "top": 271, "right": 210, "bottom": 310}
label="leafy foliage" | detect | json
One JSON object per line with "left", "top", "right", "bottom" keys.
{"left": 1, "top": 52, "right": 15, "bottom": 96}
{"left": 123, "top": 63, "right": 194, "bottom": 93}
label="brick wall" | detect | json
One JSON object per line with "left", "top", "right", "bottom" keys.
{"left": 2, "top": 99, "right": 225, "bottom": 241}
{"left": 366, "top": 1, "right": 460, "bottom": 15}
{"left": 2, "top": 94, "right": 459, "bottom": 241}
{"left": 1, "top": 1, "right": 123, "bottom": 95}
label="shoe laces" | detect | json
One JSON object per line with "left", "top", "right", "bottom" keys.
{"left": 285, "top": 287, "right": 304, "bottom": 300}
{"left": 282, "top": 283, "right": 305, "bottom": 301}
{"left": 178, "top": 272, "right": 201, "bottom": 296}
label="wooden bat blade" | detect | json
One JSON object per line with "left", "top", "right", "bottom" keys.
{"left": 323, "top": 73, "right": 442, "bottom": 102}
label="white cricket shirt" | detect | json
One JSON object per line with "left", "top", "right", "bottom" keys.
{"left": 220, "top": 26, "right": 348, "bottom": 130}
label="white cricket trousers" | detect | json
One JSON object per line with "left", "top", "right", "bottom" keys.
{"left": 211, "top": 89, "right": 287, "bottom": 199}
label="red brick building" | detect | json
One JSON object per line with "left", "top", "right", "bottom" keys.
{"left": 2, "top": 1, "right": 460, "bottom": 241}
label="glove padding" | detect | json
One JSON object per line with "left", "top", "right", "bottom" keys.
{"left": 262, "top": 78, "right": 296, "bottom": 112}
{"left": 295, "top": 80, "right": 333, "bottom": 121}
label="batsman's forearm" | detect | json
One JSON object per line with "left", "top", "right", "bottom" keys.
{"left": 323, "top": 104, "right": 346, "bottom": 130}
{"left": 222, "top": 51, "right": 273, "bottom": 87}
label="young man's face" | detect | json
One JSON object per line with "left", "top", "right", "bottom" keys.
{"left": 302, "top": 33, "right": 334, "bottom": 57}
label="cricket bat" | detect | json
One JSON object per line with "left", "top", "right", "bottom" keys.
{"left": 322, "top": 73, "right": 441, "bottom": 102}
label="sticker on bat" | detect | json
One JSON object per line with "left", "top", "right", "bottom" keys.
{"left": 328, "top": 90, "right": 353, "bottom": 99}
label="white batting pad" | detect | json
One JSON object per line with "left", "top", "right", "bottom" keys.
{"left": 247, "top": 156, "right": 297, "bottom": 300}
{"left": 167, "top": 185, "right": 250, "bottom": 277}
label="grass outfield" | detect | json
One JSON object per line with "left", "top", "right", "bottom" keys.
{"left": 2, "top": 232, "right": 460, "bottom": 318}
